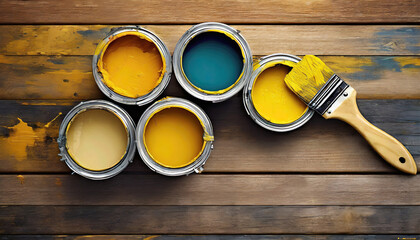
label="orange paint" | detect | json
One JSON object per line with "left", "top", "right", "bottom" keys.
{"left": 98, "top": 34, "right": 165, "bottom": 98}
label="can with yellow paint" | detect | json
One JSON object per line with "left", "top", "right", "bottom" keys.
{"left": 173, "top": 22, "right": 252, "bottom": 102}
{"left": 243, "top": 54, "right": 314, "bottom": 132}
{"left": 58, "top": 100, "right": 136, "bottom": 180}
{"left": 136, "top": 97, "right": 214, "bottom": 176}
{"left": 92, "top": 26, "right": 172, "bottom": 106}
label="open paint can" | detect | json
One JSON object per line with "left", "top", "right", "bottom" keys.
{"left": 243, "top": 54, "right": 314, "bottom": 132}
{"left": 136, "top": 97, "right": 214, "bottom": 176}
{"left": 173, "top": 22, "right": 252, "bottom": 102}
{"left": 92, "top": 26, "right": 172, "bottom": 106}
{"left": 58, "top": 100, "right": 136, "bottom": 180}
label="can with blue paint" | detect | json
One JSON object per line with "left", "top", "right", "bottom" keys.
{"left": 173, "top": 22, "right": 252, "bottom": 102}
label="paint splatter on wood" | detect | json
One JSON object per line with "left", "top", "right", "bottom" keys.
{"left": 16, "top": 175, "right": 24, "bottom": 185}
{"left": 0, "top": 113, "right": 61, "bottom": 162}
{"left": 0, "top": 25, "right": 419, "bottom": 56}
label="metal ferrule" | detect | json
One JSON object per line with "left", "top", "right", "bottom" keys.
{"left": 308, "top": 74, "right": 349, "bottom": 115}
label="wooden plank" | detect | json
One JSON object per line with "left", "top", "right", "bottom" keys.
{"left": 0, "top": 0, "right": 419, "bottom": 24}
{"left": 0, "top": 56, "right": 419, "bottom": 100}
{"left": 1, "top": 206, "right": 419, "bottom": 234}
{"left": 1, "top": 174, "right": 419, "bottom": 205}
{"left": 2, "top": 235, "right": 420, "bottom": 240}
{"left": 0, "top": 25, "right": 419, "bottom": 56}
{"left": 0, "top": 99, "right": 418, "bottom": 173}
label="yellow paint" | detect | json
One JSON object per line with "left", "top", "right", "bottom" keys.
{"left": 251, "top": 62, "right": 308, "bottom": 124}
{"left": 0, "top": 114, "right": 61, "bottom": 161}
{"left": 21, "top": 102, "right": 74, "bottom": 106}
{"left": 17, "top": 175, "right": 24, "bottom": 185}
{"left": 45, "top": 113, "right": 62, "bottom": 128}
{"left": 3, "top": 25, "right": 110, "bottom": 55}
{"left": 181, "top": 30, "right": 245, "bottom": 95}
{"left": 143, "top": 236, "right": 158, "bottom": 240}
{"left": 321, "top": 56, "right": 373, "bottom": 74}
{"left": 285, "top": 55, "right": 335, "bottom": 104}
{"left": 395, "top": 57, "right": 420, "bottom": 73}
{"left": 97, "top": 32, "right": 165, "bottom": 98}
{"left": 66, "top": 109, "right": 128, "bottom": 171}
{"left": 143, "top": 107, "right": 205, "bottom": 168}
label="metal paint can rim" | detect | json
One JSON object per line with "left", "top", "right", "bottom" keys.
{"left": 136, "top": 97, "right": 214, "bottom": 176}
{"left": 92, "top": 26, "right": 172, "bottom": 106}
{"left": 57, "top": 100, "right": 137, "bottom": 180}
{"left": 173, "top": 22, "right": 253, "bottom": 103}
{"left": 243, "top": 53, "right": 314, "bottom": 132}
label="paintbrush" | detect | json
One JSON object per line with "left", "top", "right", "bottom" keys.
{"left": 284, "top": 55, "right": 417, "bottom": 174}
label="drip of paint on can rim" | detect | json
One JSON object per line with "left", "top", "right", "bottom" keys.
{"left": 182, "top": 31, "right": 244, "bottom": 93}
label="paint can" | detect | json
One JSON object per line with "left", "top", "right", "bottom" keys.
{"left": 173, "top": 22, "right": 252, "bottom": 103}
{"left": 243, "top": 54, "right": 314, "bottom": 132}
{"left": 136, "top": 97, "right": 214, "bottom": 176}
{"left": 57, "top": 100, "right": 136, "bottom": 180}
{"left": 92, "top": 26, "right": 172, "bottom": 106}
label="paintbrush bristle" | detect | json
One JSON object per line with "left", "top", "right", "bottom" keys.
{"left": 285, "top": 55, "right": 335, "bottom": 104}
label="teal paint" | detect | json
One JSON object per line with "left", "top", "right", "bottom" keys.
{"left": 182, "top": 32, "right": 244, "bottom": 92}
{"left": 374, "top": 27, "right": 420, "bottom": 54}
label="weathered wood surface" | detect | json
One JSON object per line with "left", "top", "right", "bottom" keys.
{"left": 2, "top": 235, "right": 420, "bottom": 240}
{"left": 1, "top": 206, "right": 419, "bottom": 234}
{"left": 1, "top": 175, "right": 419, "bottom": 205}
{"left": 1, "top": 99, "right": 418, "bottom": 173}
{"left": 1, "top": 0, "right": 420, "bottom": 236}
{"left": 0, "top": 25, "right": 419, "bottom": 56}
{"left": 1, "top": 0, "right": 419, "bottom": 24}
{"left": 1, "top": 55, "right": 419, "bottom": 100}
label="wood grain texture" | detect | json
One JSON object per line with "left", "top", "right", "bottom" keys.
{"left": 1, "top": 25, "right": 419, "bottom": 56}
{"left": 2, "top": 235, "right": 420, "bottom": 240}
{"left": 1, "top": 174, "right": 419, "bottom": 205}
{"left": 0, "top": 0, "right": 419, "bottom": 24}
{"left": 324, "top": 88, "right": 417, "bottom": 174}
{"left": 1, "top": 206, "right": 419, "bottom": 234}
{"left": 0, "top": 99, "right": 418, "bottom": 173}
{"left": 0, "top": 55, "right": 419, "bottom": 100}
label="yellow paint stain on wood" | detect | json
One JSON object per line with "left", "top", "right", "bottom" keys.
{"left": 16, "top": 175, "right": 24, "bottom": 185}
{"left": 24, "top": 69, "right": 91, "bottom": 98}
{"left": 21, "top": 101, "right": 75, "bottom": 106}
{"left": 336, "top": 207, "right": 375, "bottom": 232}
{"left": 395, "top": 56, "right": 420, "bottom": 73}
{"left": 320, "top": 56, "right": 374, "bottom": 74}
{"left": 5, "top": 25, "right": 108, "bottom": 55}
{"left": 143, "top": 236, "right": 158, "bottom": 240}
{"left": 0, "top": 113, "right": 61, "bottom": 161}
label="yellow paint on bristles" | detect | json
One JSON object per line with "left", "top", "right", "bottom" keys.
{"left": 284, "top": 55, "right": 335, "bottom": 104}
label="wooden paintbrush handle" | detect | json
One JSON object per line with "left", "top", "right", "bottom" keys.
{"left": 324, "top": 88, "right": 417, "bottom": 174}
